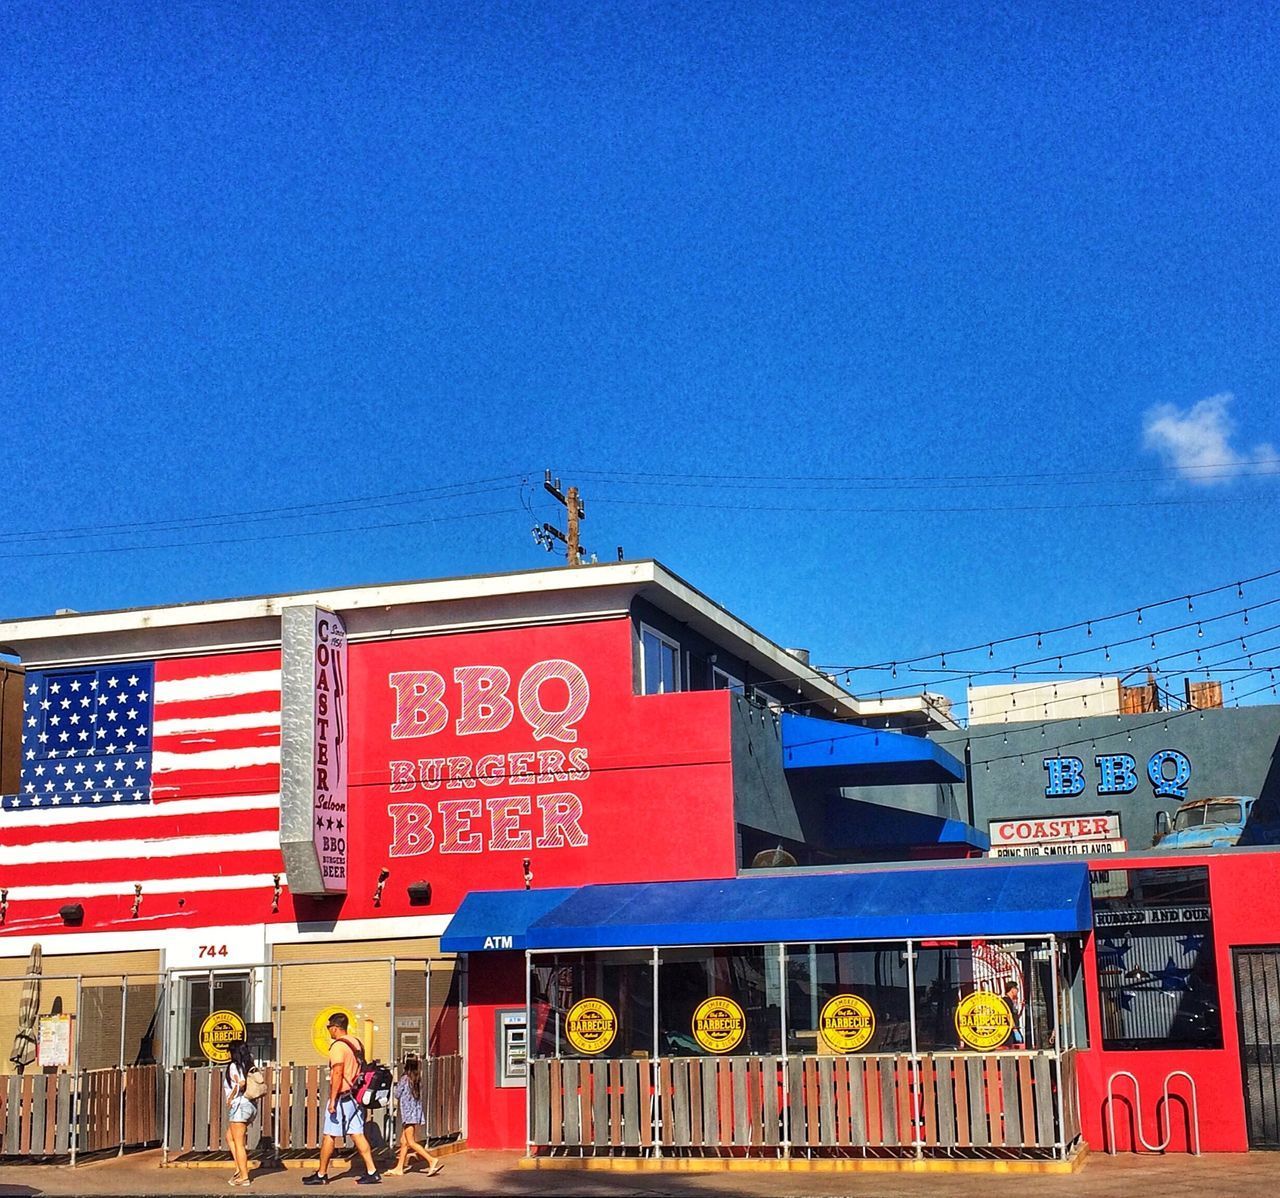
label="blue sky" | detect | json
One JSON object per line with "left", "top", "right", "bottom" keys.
{"left": 2, "top": 2, "right": 1277, "bottom": 711}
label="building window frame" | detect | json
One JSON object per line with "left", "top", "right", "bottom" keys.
{"left": 711, "top": 665, "right": 745, "bottom": 694}
{"left": 640, "top": 624, "right": 683, "bottom": 695}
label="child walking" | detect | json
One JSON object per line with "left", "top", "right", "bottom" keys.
{"left": 383, "top": 1056, "right": 443, "bottom": 1177}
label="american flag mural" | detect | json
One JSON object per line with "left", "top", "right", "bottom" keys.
{"left": 0, "top": 650, "right": 283, "bottom": 915}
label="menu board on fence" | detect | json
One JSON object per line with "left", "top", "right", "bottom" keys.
{"left": 38, "top": 1015, "right": 71, "bottom": 1067}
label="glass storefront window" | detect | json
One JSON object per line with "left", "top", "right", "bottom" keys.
{"left": 1091, "top": 865, "right": 1221, "bottom": 1050}
{"left": 1058, "top": 939, "right": 1089, "bottom": 1050}
{"left": 785, "top": 942, "right": 910, "bottom": 1054}
{"left": 913, "top": 939, "right": 1051, "bottom": 1052}
{"left": 658, "top": 946, "right": 778, "bottom": 1056}
{"left": 529, "top": 937, "right": 1079, "bottom": 1062}
{"left": 530, "top": 950, "right": 654, "bottom": 1060}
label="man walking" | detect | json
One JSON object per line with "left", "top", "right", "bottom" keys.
{"left": 303, "top": 1013, "right": 381, "bottom": 1185}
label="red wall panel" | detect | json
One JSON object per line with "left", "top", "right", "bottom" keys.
{"left": 1078, "top": 850, "right": 1280, "bottom": 1153}
{"left": 3, "top": 616, "right": 741, "bottom": 935}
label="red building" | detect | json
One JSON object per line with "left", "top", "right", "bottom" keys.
{"left": 0, "top": 560, "right": 1274, "bottom": 1163}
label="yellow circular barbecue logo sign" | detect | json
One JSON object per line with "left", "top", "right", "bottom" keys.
{"left": 199, "top": 1010, "right": 246, "bottom": 1063}
{"left": 692, "top": 997, "right": 746, "bottom": 1054}
{"left": 954, "top": 990, "right": 1014, "bottom": 1051}
{"left": 819, "top": 994, "right": 876, "bottom": 1053}
{"left": 312, "top": 1006, "right": 358, "bottom": 1057}
{"left": 565, "top": 998, "right": 617, "bottom": 1055}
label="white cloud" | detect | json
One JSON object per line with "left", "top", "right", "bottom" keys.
{"left": 1142, "top": 393, "right": 1277, "bottom": 485}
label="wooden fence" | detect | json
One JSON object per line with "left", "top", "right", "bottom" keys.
{"left": 165, "top": 1055, "right": 465, "bottom": 1159}
{"left": 0, "top": 1065, "right": 162, "bottom": 1159}
{"left": 529, "top": 1049, "right": 1080, "bottom": 1158}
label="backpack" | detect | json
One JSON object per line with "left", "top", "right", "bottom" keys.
{"left": 338, "top": 1037, "right": 393, "bottom": 1110}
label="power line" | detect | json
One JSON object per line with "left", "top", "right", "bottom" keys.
{"left": 568, "top": 457, "right": 1280, "bottom": 486}
{"left": 0, "top": 473, "right": 534, "bottom": 546}
{"left": 0, "top": 506, "right": 525, "bottom": 560}
{"left": 572, "top": 459, "right": 1280, "bottom": 493}
{"left": 592, "top": 493, "right": 1276, "bottom": 515}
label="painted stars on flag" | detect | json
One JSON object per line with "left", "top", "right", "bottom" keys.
{"left": 5, "top": 663, "right": 156, "bottom": 810}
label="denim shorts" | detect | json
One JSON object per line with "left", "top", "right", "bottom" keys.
{"left": 228, "top": 1095, "right": 257, "bottom": 1124}
{"left": 323, "top": 1095, "right": 364, "bottom": 1138}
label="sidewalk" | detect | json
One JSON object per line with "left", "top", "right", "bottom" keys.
{"left": 0, "top": 1151, "right": 1276, "bottom": 1198}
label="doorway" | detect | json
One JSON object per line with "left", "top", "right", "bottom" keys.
{"left": 1234, "top": 947, "right": 1280, "bottom": 1148}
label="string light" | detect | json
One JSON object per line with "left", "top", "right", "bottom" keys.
{"left": 821, "top": 566, "right": 1280, "bottom": 675}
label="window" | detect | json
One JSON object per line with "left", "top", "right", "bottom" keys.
{"left": 530, "top": 951, "right": 654, "bottom": 1060}
{"left": 712, "top": 666, "right": 745, "bottom": 694}
{"left": 640, "top": 625, "right": 682, "bottom": 695}
{"left": 1174, "top": 800, "right": 1242, "bottom": 831}
{"left": 658, "top": 946, "right": 779, "bottom": 1056}
{"left": 177, "top": 971, "right": 253, "bottom": 1066}
{"left": 786, "top": 943, "right": 911, "bottom": 1053}
{"left": 912, "top": 939, "right": 1053, "bottom": 1051}
{"left": 1091, "top": 866, "right": 1221, "bottom": 1050}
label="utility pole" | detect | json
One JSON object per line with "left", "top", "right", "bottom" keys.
{"left": 540, "top": 470, "right": 587, "bottom": 566}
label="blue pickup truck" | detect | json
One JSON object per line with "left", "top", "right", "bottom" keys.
{"left": 1153, "top": 795, "right": 1280, "bottom": 849}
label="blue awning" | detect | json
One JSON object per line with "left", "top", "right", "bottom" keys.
{"left": 523, "top": 862, "right": 1091, "bottom": 950}
{"left": 781, "top": 713, "right": 965, "bottom": 785}
{"left": 440, "top": 887, "right": 577, "bottom": 952}
{"left": 824, "top": 799, "right": 990, "bottom": 852}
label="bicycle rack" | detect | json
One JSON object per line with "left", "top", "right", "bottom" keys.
{"left": 1104, "top": 1070, "right": 1201, "bottom": 1155}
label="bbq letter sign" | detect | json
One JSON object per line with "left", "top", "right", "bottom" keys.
{"left": 280, "top": 604, "right": 350, "bottom": 895}
{"left": 384, "top": 659, "right": 592, "bottom": 857}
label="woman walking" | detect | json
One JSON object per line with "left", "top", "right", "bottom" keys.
{"left": 384, "top": 1055, "right": 443, "bottom": 1177}
{"left": 224, "top": 1040, "right": 257, "bottom": 1187}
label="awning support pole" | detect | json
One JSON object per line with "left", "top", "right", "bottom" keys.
{"left": 388, "top": 957, "right": 397, "bottom": 1148}
{"left": 1049, "top": 934, "right": 1067, "bottom": 1160}
{"left": 117, "top": 974, "right": 128, "bottom": 1155}
{"left": 524, "top": 950, "right": 532, "bottom": 1159}
{"left": 906, "top": 939, "right": 921, "bottom": 1160}
{"left": 778, "top": 943, "right": 790, "bottom": 1159}
{"left": 71, "top": 974, "right": 82, "bottom": 1167}
{"left": 652, "top": 946, "right": 661, "bottom": 1159}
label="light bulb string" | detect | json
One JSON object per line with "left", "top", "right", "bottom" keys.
{"left": 842, "top": 597, "right": 1276, "bottom": 702}
{"left": 820, "top": 566, "right": 1280, "bottom": 674}
{"left": 970, "top": 673, "right": 1280, "bottom": 768}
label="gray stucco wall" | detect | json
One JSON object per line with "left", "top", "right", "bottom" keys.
{"left": 843, "top": 703, "right": 1280, "bottom": 850}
